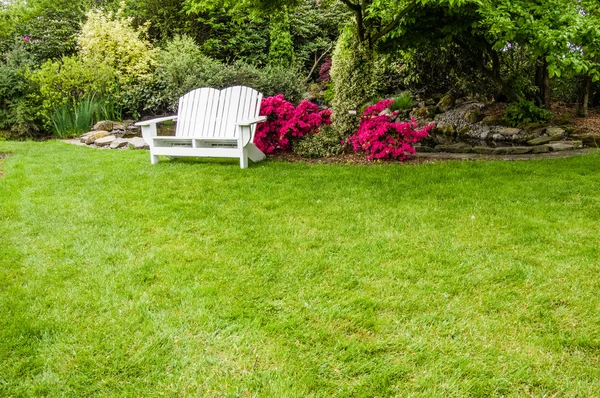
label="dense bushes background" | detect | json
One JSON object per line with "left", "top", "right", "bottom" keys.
{"left": 0, "top": 0, "right": 598, "bottom": 156}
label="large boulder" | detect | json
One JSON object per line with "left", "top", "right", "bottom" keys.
{"left": 527, "top": 136, "right": 553, "bottom": 145}
{"left": 481, "top": 116, "right": 505, "bottom": 126}
{"left": 435, "top": 142, "right": 472, "bottom": 153}
{"left": 94, "top": 135, "right": 116, "bottom": 147}
{"left": 493, "top": 146, "right": 533, "bottom": 155}
{"left": 84, "top": 131, "right": 110, "bottom": 144}
{"left": 546, "top": 127, "right": 565, "bottom": 139}
{"left": 128, "top": 137, "right": 149, "bottom": 150}
{"left": 410, "top": 106, "right": 436, "bottom": 120}
{"left": 92, "top": 120, "right": 114, "bottom": 131}
{"left": 109, "top": 138, "right": 129, "bottom": 149}
{"left": 464, "top": 109, "right": 484, "bottom": 124}
{"left": 436, "top": 93, "right": 455, "bottom": 113}
{"left": 547, "top": 142, "right": 574, "bottom": 151}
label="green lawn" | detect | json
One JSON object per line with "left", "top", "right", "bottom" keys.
{"left": 1, "top": 141, "right": 599, "bottom": 397}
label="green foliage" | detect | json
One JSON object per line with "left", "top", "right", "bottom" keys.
{"left": 504, "top": 100, "right": 553, "bottom": 127}
{"left": 390, "top": 92, "right": 413, "bottom": 111}
{"left": 77, "top": 8, "right": 157, "bottom": 83}
{"left": 330, "top": 27, "right": 384, "bottom": 138}
{"left": 145, "top": 35, "right": 305, "bottom": 113}
{"left": 191, "top": 11, "right": 269, "bottom": 66}
{"left": 0, "top": 41, "right": 39, "bottom": 137}
{"left": 17, "top": 9, "right": 81, "bottom": 62}
{"left": 289, "top": 0, "right": 350, "bottom": 77}
{"left": 268, "top": 9, "right": 294, "bottom": 67}
{"left": 51, "top": 95, "right": 120, "bottom": 138}
{"left": 292, "top": 125, "right": 346, "bottom": 157}
{"left": 323, "top": 82, "right": 334, "bottom": 105}
{"left": 28, "top": 56, "right": 117, "bottom": 129}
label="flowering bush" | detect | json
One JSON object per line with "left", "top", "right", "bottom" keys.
{"left": 348, "top": 99, "right": 433, "bottom": 161}
{"left": 254, "top": 94, "right": 332, "bottom": 153}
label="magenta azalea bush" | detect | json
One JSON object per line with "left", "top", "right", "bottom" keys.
{"left": 348, "top": 99, "right": 433, "bottom": 161}
{"left": 254, "top": 94, "right": 332, "bottom": 153}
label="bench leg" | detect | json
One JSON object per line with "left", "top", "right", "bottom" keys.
{"left": 240, "top": 148, "right": 248, "bottom": 169}
{"left": 151, "top": 154, "right": 159, "bottom": 165}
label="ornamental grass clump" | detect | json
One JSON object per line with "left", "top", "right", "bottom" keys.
{"left": 348, "top": 99, "right": 433, "bottom": 161}
{"left": 254, "top": 94, "right": 332, "bottom": 154}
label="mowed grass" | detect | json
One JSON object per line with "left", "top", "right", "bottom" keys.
{"left": 1, "top": 141, "right": 599, "bottom": 397}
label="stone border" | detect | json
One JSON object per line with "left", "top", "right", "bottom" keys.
{"left": 414, "top": 148, "right": 599, "bottom": 161}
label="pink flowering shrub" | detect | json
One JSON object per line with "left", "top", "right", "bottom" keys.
{"left": 254, "top": 94, "right": 332, "bottom": 153}
{"left": 347, "top": 99, "right": 433, "bottom": 161}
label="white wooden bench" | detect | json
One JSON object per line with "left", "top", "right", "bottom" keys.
{"left": 135, "top": 86, "right": 267, "bottom": 168}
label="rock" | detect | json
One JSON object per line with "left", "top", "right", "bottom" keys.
{"left": 378, "top": 108, "right": 393, "bottom": 117}
{"left": 546, "top": 127, "right": 565, "bottom": 138}
{"left": 415, "top": 145, "right": 435, "bottom": 153}
{"left": 457, "top": 125, "right": 471, "bottom": 137}
{"left": 93, "top": 120, "right": 114, "bottom": 131}
{"left": 410, "top": 107, "right": 434, "bottom": 119}
{"left": 570, "top": 132, "right": 599, "bottom": 147}
{"left": 425, "top": 98, "right": 436, "bottom": 106}
{"left": 482, "top": 116, "right": 505, "bottom": 126}
{"left": 547, "top": 142, "right": 574, "bottom": 151}
{"left": 527, "top": 136, "right": 552, "bottom": 145}
{"left": 464, "top": 109, "right": 484, "bottom": 124}
{"left": 555, "top": 140, "right": 582, "bottom": 149}
{"left": 435, "top": 142, "right": 472, "bottom": 153}
{"left": 436, "top": 93, "right": 455, "bottom": 113}
{"left": 498, "top": 127, "right": 522, "bottom": 137}
{"left": 492, "top": 146, "right": 533, "bottom": 155}
{"left": 109, "top": 138, "right": 129, "bottom": 149}
{"left": 473, "top": 146, "right": 495, "bottom": 154}
{"left": 434, "top": 122, "right": 455, "bottom": 135}
{"left": 84, "top": 131, "right": 110, "bottom": 144}
{"left": 80, "top": 131, "right": 96, "bottom": 143}
{"left": 94, "top": 135, "right": 116, "bottom": 147}
{"left": 492, "top": 133, "right": 504, "bottom": 141}
{"left": 533, "top": 145, "right": 550, "bottom": 154}
{"left": 128, "top": 137, "right": 149, "bottom": 150}
{"left": 480, "top": 130, "right": 491, "bottom": 140}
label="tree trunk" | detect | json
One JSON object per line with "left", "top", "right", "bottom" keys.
{"left": 582, "top": 76, "right": 591, "bottom": 117}
{"left": 542, "top": 60, "right": 551, "bottom": 109}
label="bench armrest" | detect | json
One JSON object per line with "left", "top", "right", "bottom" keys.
{"left": 236, "top": 116, "right": 267, "bottom": 126}
{"left": 135, "top": 116, "right": 178, "bottom": 127}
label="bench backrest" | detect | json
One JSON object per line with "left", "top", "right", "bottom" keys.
{"left": 176, "top": 86, "right": 263, "bottom": 139}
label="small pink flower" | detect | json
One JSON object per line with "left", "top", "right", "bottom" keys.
{"left": 23, "top": 36, "right": 30, "bottom": 41}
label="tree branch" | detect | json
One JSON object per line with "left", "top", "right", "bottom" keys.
{"left": 339, "top": 0, "right": 365, "bottom": 43}
{"left": 304, "top": 44, "right": 334, "bottom": 83}
{"left": 370, "top": 0, "right": 418, "bottom": 44}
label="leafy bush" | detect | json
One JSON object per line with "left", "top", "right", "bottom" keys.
{"left": 330, "top": 27, "right": 385, "bottom": 138}
{"left": 17, "top": 9, "right": 80, "bottom": 63}
{"left": 504, "top": 100, "right": 553, "bottom": 127}
{"left": 149, "top": 37, "right": 305, "bottom": 114}
{"left": 78, "top": 9, "right": 157, "bottom": 82}
{"left": 254, "top": 94, "right": 331, "bottom": 154}
{"left": 254, "top": 65, "right": 305, "bottom": 103}
{"left": 347, "top": 99, "right": 432, "bottom": 161}
{"left": 0, "top": 42, "right": 39, "bottom": 137}
{"left": 268, "top": 9, "right": 294, "bottom": 67}
{"left": 292, "top": 124, "right": 347, "bottom": 158}
{"left": 28, "top": 56, "right": 117, "bottom": 129}
{"left": 390, "top": 92, "right": 413, "bottom": 111}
